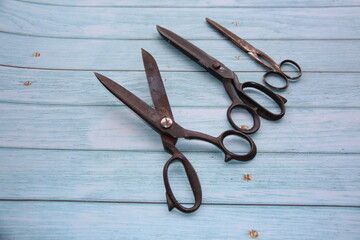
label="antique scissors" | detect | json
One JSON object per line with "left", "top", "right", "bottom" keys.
{"left": 206, "top": 18, "right": 302, "bottom": 90}
{"left": 94, "top": 49, "right": 257, "bottom": 213}
{"left": 157, "top": 25, "right": 287, "bottom": 134}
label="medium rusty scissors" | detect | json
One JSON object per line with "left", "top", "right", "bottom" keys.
{"left": 206, "top": 18, "right": 302, "bottom": 90}
{"left": 157, "top": 25, "right": 287, "bottom": 134}
{"left": 95, "top": 49, "right": 257, "bottom": 213}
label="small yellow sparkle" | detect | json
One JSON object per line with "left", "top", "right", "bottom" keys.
{"left": 24, "top": 81, "right": 32, "bottom": 86}
{"left": 243, "top": 174, "right": 253, "bottom": 181}
{"left": 240, "top": 125, "right": 249, "bottom": 130}
{"left": 248, "top": 230, "right": 259, "bottom": 238}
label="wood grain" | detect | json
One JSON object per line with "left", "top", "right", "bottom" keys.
{"left": 1, "top": 33, "right": 360, "bottom": 71}
{"left": 15, "top": 0, "right": 360, "bottom": 8}
{"left": 0, "top": 148, "right": 359, "bottom": 206}
{"left": 0, "top": 0, "right": 359, "bottom": 238}
{"left": 1, "top": 201, "right": 359, "bottom": 240}
{"left": 1, "top": 68, "right": 359, "bottom": 107}
{"left": 1, "top": 1, "right": 359, "bottom": 39}
{"left": 0, "top": 103, "right": 359, "bottom": 153}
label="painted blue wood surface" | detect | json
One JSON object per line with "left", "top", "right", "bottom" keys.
{"left": 1, "top": 1, "right": 360, "bottom": 39}
{"left": 1, "top": 36, "right": 360, "bottom": 72}
{"left": 1, "top": 202, "right": 360, "bottom": 240}
{"left": 15, "top": 0, "right": 360, "bottom": 7}
{"left": 1, "top": 149, "right": 359, "bottom": 206}
{"left": 0, "top": 0, "right": 359, "bottom": 239}
{"left": 1, "top": 68, "right": 359, "bottom": 107}
{"left": 0, "top": 103, "right": 359, "bottom": 153}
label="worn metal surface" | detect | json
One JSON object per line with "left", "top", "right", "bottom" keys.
{"left": 95, "top": 49, "right": 256, "bottom": 212}
{"left": 157, "top": 25, "right": 286, "bottom": 132}
{"left": 206, "top": 18, "right": 302, "bottom": 90}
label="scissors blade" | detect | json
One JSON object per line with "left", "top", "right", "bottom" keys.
{"left": 141, "top": 49, "right": 177, "bottom": 146}
{"left": 157, "top": 25, "right": 234, "bottom": 80}
{"left": 206, "top": 18, "right": 256, "bottom": 53}
{"left": 94, "top": 72, "right": 162, "bottom": 133}
{"left": 142, "top": 49, "right": 174, "bottom": 120}
{"left": 157, "top": 25, "right": 216, "bottom": 65}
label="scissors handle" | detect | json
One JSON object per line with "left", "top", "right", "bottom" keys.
{"left": 185, "top": 129, "right": 257, "bottom": 162}
{"left": 232, "top": 76, "right": 287, "bottom": 121}
{"left": 222, "top": 80, "right": 261, "bottom": 134}
{"left": 280, "top": 59, "right": 302, "bottom": 80}
{"left": 263, "top": 60, "right": 302, "bottom": 90}
{"left": 163, "top": 152, "right": 202, "bottom": 213}
{"left": 226, "top": 101, "right": 261, "bottom": 134}
{"left": 262, "top": 71, "right": 289, "bottom": 90}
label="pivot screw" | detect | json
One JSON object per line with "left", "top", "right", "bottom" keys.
{"left": 212, "top": 62, "right": 221, "bottom": 69}
{"left": 161, "top": 117, "right": 173, "bottom": 129}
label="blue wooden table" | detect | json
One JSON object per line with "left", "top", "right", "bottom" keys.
{"left": 1, "top": 0, "right": 360, "bottom": 239}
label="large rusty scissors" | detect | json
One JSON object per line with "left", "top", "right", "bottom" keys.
{"left": 157, "top": 25, "right": 288, "bottom": 134}
{"left": 95, "top": 49, "right": 257, "bottom": 213}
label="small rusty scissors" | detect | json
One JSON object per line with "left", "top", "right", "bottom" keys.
{"left": 95, "top": 49, "right": 257, "bottom": 213}
{"left": 206, "top": 18, "right": 302, "bottom": 90}
{"left": 157, "top": 25, "right": 287, "bottom": 134}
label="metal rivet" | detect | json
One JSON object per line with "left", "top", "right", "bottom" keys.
{"left": 24, "top": 81, "right": 32, "bottom": 86}
{"left": 243, "top": 174, "right": 252, "bottom": 181}
{"left": 212, "top": 62, "right": 221, "bottom": 69}
{"left": 33, "top": 52, "right": 40, "bottom": 57}
{"left": 160, "top": 117, "right": 173, "bottom": 129}
{"left": 248, "top": 230, "right": 259, "bottom": 238}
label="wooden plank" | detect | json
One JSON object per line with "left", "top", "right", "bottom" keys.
{"left": 1, "top": 148, "right": 359, "bottom": 205}
{"left": 0, "top": 103, "right": 359, "bottom": 153}
{"left": 15, "top": 0, "right": 360, "bottom": 8}
{"left": 1, "top": 68, "right": 359, "bottom": 107}
{"left": 1, "top": 1, "right": 360, "bottom": 39}
{"left": 0, "top": 201, "right": 359, "bottom": 240}
{"left": 1, "top": 33, "right": 360, "bottom": 71}
{"left": 0, "top": 0, "right": 358, "bottom": 238}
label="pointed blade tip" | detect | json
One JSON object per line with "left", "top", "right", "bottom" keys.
{"left": 94, "top": 72, "right": 112, "bottom": 87}
{"left": 206, "top": 18, "right": 217, "bottom": 26}
{"left": 156, "top": 25, "right": 166, "bottom": 34}
{"left": 141, "top": 48, "right": 149, "bottom": 58}
{"left": 141, "top": 49, "right": 155, "bottom": 63}
{"left": 94, "top": 72, "right": 103, "bottom": 81}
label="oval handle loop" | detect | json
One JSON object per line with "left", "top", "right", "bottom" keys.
{"left": 263, "top": 70, "right": 289, "bottom": 90}
{"left": 235, "top": 81, "right": 287, "bottom": 121}
{"left": 218, "top": 130, "right": 257, "bottom": 162}
{"left": 184, "top": 129, "right": 257, "bottom": 162}
{"left": 163, "top": 154, "right": 202, "bottom": 213}
{"left": 227, "top": 102, "right": 261, "bottom": 134}
{"left": 279, "top": 59, "right": 302, "bottom": 80}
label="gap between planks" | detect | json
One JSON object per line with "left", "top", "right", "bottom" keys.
{"left": 0, "top": 146, "right": 359, "bottom": 155}
{"left": 2, "top": 64, "right": 360, "bottom": 73}
{"left": 10, "top": 1, "right": 360, "bottom": 9}
{"left": 2, "top": 30, "right": 360, "bottom": 41}
{"left": 0, "top": 199, "right": 359, "bottom": 208}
